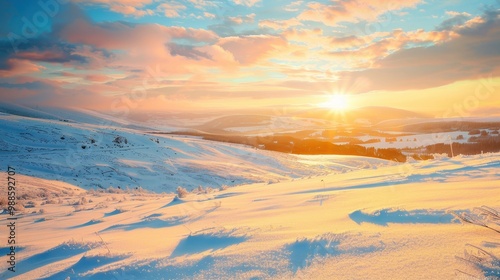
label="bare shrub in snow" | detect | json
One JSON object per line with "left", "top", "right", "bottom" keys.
{"left": 95, "top": 202, "right": 108, "bottom": 209}
{"left": 453, "top": 206, "right": 500, "bottom": 278}
{"left": 468, "top": 129, "right": 481, "bottom": 135}
{"left": 176, "top": 186, "right": 189, "bottom": 198}
{"left": 80, "top": 197, "right": 88, "bottom": 205}
{"left": 113, "top": 136, "right": 128, "bottom": 145}
{"left": 107, "top": 186, "right": 123, "bottom": 194}
{"left": 17, "top": 193, "right": 30, "bottom": 200}
{"left": 454, "top": 206, "right": 499, "bottom": 234}
{"left": 46, "top": 198, "right": 59, "bottom": 204}
{"left": 25, "top": 201, "right": 37, "bottom": 208}
{"left": 71, "top": 197, "right": 88, "bottom": 206}
{"left": 133, "top": 186, "right": 146, "bottom": 194}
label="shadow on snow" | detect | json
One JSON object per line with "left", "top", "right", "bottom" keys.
{"left": 349, "top": 208, "right": 460, "bottom": 226}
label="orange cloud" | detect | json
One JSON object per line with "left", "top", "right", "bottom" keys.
{"left": 339, "top": 15, "right": 500, "bottom": 92}
{"left": 0, "top": 59, "right": 45, "bottom": 77}
{"left": 110, "top": 4, "right": 153, "bottom": 17}
{"left": 299, "top": 0, "right": 422, "bottom": 26}
{"left": 85, "top": 74, "right": 112, "bottom": 82}
{"left": 282, "top": 28, "right": 325, "bottom": 45}
{"left": 330, "top": 35, "right": 367, "bottom": 48}
{"left": 228, "top": 13, "right": 256, "bottom": 24}
{"left": 218, "top": 35, "right": 287, "bottom": 65}
{"left": 326, "top": 29, "right": 456, "bottom": 68}
{"left": 16, "top": 51, "right": 68, "bottom": 62}
{"left": 157, "top": 2, "right": 186, "bottom": 18}
{"left": 73, "top": 0, "right": 154, "bottom": 17}
{"left": 58, "top": 19, "right": 218, "bottom": 51}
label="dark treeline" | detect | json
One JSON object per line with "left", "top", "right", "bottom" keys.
{"left": 425, "top": 138, "right": 500, "bottom": 157}
{"left": 261, "top": 137, "right": 406, "bottom": 162}
{"left": 158, "top": 131, "right": 500, "bottom": 162}
{"left": 163, "top": 132, "right": 407, "bottom": 162}
{"left": 402, "top": 121, "right": 500, "bottom": 133}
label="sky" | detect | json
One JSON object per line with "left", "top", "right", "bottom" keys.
{"left": 0, "top": 0, "right": 499, "bottom": 117}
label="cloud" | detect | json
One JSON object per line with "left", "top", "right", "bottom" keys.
{"left": 259, "top": 18, "right": 303, "bottom": 30}
{"left": 109, "top": 4, "right": 154, "bottom": 17}
{"left": 73, "top": 0, "right": 218, "bottom": 18}
{"left": 330, "top": 35, "right": 367, "bottom": 48}
{"left": 57, "top": 19, "right": 218, "bottom": 50}
{"left": 73, "top": 0, "right": 154, "bottom": 17}
{"left": 436, "top": 11, "right": 471, "bottom": 31}
{"left": 233, "top": 0, "right": 261, "bottom": 7}
{"left": 157, "top": 2, "right": 186, "bottom": 18}
{"left": 204, "top": 12, "right": 216, "bottom": 19}
{"left": 218, "top": 35, "right": 287, "bottom": 64}
{"left": 228, "top": 13, "right": 256, "bottom": 24}
{"left": 339, "top": 9, "right": 500, "bottom": 92}
{"left": 189, "top": 0, "right": 217, "bottom": 8}
{"left": 298, "top": 0, "right": 422, "bottom": 26}
{"left": 0, "top": 35, "right": 97, "bottom": 76}
{"left": 446, "top": 11, "right": 472, "bottom": 17}
{"left": 208, "top": 14, "right": 262, "bottom": 36}
{"left": 282, "top": 27, "right": 435, "bottom": 71}
{"left": 327, "top": 29, "right": 456, "bottom": 68}
{"left": 0, "top": 4, "right": 116, "bottom": 73}
{"left": 2, "top": 0, "right": 497, "bottom": 113}
{"left": 85, "top": 74, "right": 112, "bottom": 82}
{"left": 282, "top": 28, "right": 324, "bottom": 45}
{"left": 167, "top": 43, "right": 212, "bottom": 60}
{"left": 284, "top": 1, "right": 304, "bottom": 12}
{"left": 0, "top": 60, "right": 45, "bottom": 77}
{"left": 15, "top": 49, "right": 87, "bottom": 64}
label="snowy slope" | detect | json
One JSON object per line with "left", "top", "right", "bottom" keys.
{"left": 1, "top": 153, "right": 498, "bottom": 279}
{"left": 1, "top": 106, "right": 499, "bottom": 279}
{"left": 0, "top": 112, "right": 394, "bottom": 193}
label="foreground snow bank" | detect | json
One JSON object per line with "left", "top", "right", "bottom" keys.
{"left": 1, "top": 153, "right": 499, "bottom": 279}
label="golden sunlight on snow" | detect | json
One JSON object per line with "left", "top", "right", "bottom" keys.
{"left": 2, "top": 154, "right": 499, "bottom": 279}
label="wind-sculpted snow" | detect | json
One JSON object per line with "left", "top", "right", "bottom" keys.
{"left": 12, "top": 242, "right": 98, "bottom": 276}
{"left": 68, "top": 219, "right": 104, "bottom": 229}
{"left": 41, "top": 255, "right": 129, "bottom": 280}
{"left": 170, "top": 231, "right": 248, "bottom": 257}
{"left": 102, "top": 216, "right": 187, "bottom": 232}
{"left": 286, "top": 233, "right": 385, "bottom": 273}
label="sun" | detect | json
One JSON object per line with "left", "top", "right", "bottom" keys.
{"left": 319, "top": 93, "right": 350, "bottom": 111}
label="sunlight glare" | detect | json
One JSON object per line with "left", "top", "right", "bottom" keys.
{"left": 319, "top": 94, "right": 349, "bottom": 111}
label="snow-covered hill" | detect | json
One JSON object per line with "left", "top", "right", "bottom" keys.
{"left": 0, "top": 110, "right": 393, "bottom": 193}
